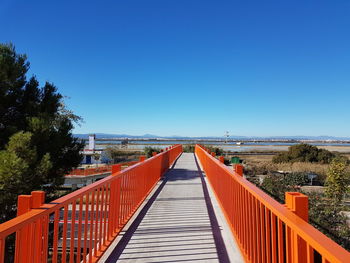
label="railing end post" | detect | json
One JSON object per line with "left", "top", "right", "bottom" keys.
{"left": 112, "top": 164, "right": 122, "bottom": 174}
{"left": 234, "top": 164, "right": 243, "bottom": 177}
{"left": 31, "top": 191, "right": 45, "bottom": 208}
{"left": 285, "top": 192, "right": 308, "bottom": 222}
{"left": 285, "top": 192, "right": 309, "bottom": 262}
{"left": 17, "top": 195, "right": 32, "bottom": 216}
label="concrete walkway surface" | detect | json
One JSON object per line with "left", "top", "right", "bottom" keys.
{"left": 99, "top": 153, "right": 244, "bottom": 263}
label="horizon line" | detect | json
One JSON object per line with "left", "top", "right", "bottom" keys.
{"left": 73, "top": 133, "right": 350, "bottom": 139}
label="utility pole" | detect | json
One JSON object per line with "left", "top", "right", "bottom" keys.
{"left": 224, "top": 131, "right": 229, "bottom": 158}
{"left": 225, "top": 131, "right": 229, "bottom": 143}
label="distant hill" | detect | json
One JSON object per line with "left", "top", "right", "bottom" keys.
{"left": 74, "top": 133, "right": 153, "bottom": 139}
{"left": 74, "top": 133, "right": 350, "bottom": 141}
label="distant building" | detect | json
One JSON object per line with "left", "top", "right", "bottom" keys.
{"left": 80, "top": 134, "right": 103, "bottom": 164}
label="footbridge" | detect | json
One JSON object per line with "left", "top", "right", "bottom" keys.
{"left": 1, "top": 145, "right": 350, "bottom": 263}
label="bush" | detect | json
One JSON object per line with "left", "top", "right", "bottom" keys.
{"left": 244, "top": 162, "right": 271, "bottom": 176}
{"left": 203, "top": 145, "right": 224, "bottom": 156}
{"left": 261, "top": 172, "right": 308, "bottom": 202}
{"left": 273, "top": 143, "right": 335, "bottom": 164}
{"left": 104, "top": 147, "right": 141, "bottom": 163}
{"left": 245, "top": 173, "right": 261, "bottom": 185}
{"left": 308, "top": 192, "right": 350, "bottom": 250}
{"left": 183, "top": 145, "right": 195, "bottom": 153}
{"left": 223, "top": 158, "right": 231, "bottom": 165}
{"left": 325, "top": 157, "right": 350, "bottom": 204}
{"left": 144, "top": 146, "right": 162, "bottom": 158}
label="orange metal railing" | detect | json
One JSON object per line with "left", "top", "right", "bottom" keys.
{"left": 0, "top": 145, "right": 182, "bottom": 263}
{"left": 195, "top": 144, "right": 350, "bottom": 263}
{"left": 66, "top": 166, "right": 113, "bottom": 177}
{"left": 66, "top": 161, "right": 140, "bottom": 177}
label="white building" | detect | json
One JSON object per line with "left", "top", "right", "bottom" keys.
{"left": 80, "top": 134, "right": 103, "bottom": 164}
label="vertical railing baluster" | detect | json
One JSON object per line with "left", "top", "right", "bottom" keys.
{"left": 83, "top": 193, "right": 89, "bottom": 263}
{"left": 77, "top": 197, "right": 83, "bottom": 263}
{"left": 88, "top": 190, "right": 95, "bottom": 263}
{"left": 0, "top": 237, "right": 4, "bottom": 263}
{"left": 94, "top": 188, "right": 100, "bottom": 256}
{"left": 69, "top": 200, "right": 76, "bottom": 263}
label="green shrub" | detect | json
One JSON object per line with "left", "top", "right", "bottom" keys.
{"left": 308, "top": 192, "right": 350, "bottom": 250}
{"left": 273, "top": 143, "right": 335, "bottom": 164}
{"left": 325, "top": 157, "right": 350, "bottom": 204}
{"left": 144, "top": 146, "right": 162, "bottom": 158}
{"left": 183, "top": 145, "right": 195, "bottom": 153}
{"left": 104, "top": 147, "right": 141, "bottom": 163}
{"left": 203, "top": 145, "right": 224, "bottom": 156}
{"left": 261, "top": 172, "right": 308, "bottom": 202}
{"left": 223, "top": 158, "right": 230, "bottom": 165}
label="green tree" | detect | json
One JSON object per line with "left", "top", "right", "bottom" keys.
{"left": 0, "top": 132, "right": 52, "bottom": 220}
{"left": 273, "top": 143, "right": 335, "bottom": 164}
{"left": 0, "top": 43, "right": 84, "bottom": 222}
{"left": 325, "top": 157, "right": 350, "bottom": 204}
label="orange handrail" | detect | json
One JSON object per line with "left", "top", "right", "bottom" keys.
{"left": 66, "top": 160, "right": 142, "bottom": 177}
{"left": 66, "top": 166, "right": 113, "bottom": 176}
{"left": 195, "top": 144, "right": 350, "bottom": 263}
{"left": 0, "top": 145, "right": 182, "bottom": 263}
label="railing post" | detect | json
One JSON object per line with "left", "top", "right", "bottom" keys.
{"left": 31, "top": 191, "right": 46, "bottom": 263}
{"left": 109, "top": 165, "right": 118, "bottom": 240}
{"left": 285, "top": 192, "right": 309, "bottom": 263}
{"left": 109, "top": 162, "right": 125, "bottom": 239}
{"left": 219, "top": 156, "right": 225, "bottom": 163}
{"left": 234, "top": 164, "right": 243, "bottom": 176}
{"left": 112, "top": 164, "right": 121, "bottom": 174}
{"left": 31, "top": 191, "right": 45, "bottom": 208}
{"left": 17, "top": 195, "right": 32, "bottom": 216}
{"left": 139, "top": 155, "right": 146, "bottom": 162}
{"left": 285, "top": 192, "right": 308, "bottom": 221}
{"left": 15, "top": 195, "right": 32, "bottom": 263}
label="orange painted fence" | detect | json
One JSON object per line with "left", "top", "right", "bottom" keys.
{"left": 195, "top": 144, "right": 350, "bottom": 263}
{"left": 66, "top": 161, "right": 140, "bottom": 177}
{"left": 0, "top": 145, "right": 182, "bottom": 263}
{"left": 66, "top": 166, "right": 113, "bottom": 176}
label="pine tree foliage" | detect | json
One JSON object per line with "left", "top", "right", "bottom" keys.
{"left": 0, "top": 43, "right": 84, "bottom": 222}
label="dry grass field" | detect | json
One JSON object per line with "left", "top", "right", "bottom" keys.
{"left": 232, "top": 153, "right": 350, "bottom": 182}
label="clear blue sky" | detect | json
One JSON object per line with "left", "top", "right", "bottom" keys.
{"left": 1, "top": 0, "right": 350, "bottom": 137}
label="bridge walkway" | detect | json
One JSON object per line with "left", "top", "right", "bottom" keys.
{"left": 99, "top": 153, "right": 243, "bottom": 262}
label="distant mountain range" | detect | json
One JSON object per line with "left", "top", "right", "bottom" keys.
{"left": 74, "top": 133, "right": 350, "bottom": 141}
